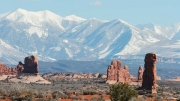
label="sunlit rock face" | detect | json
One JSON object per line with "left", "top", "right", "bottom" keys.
{"left": 0, "top": 62, "right": 17, "bottom": 75}
{"left": 106, "top": 60, "right": 131, "bottom": 84}
{"left": 142, "top": 52, "right": 157, "bottom": 93}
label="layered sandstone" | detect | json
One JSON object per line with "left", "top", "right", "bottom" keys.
{"left": 142, "top": 53, "right": 157, "bottom": 93}
{"left": 17, "top": 55, "right": 39, "bottom": 74}
{"left": 123, "top": 65, "right": 131, "bottom": 82}
{"left": 0, "top": 62, "right": 17, "bottom": 75}
{"left": 106, "top": 60, "right": 131, "bottom": 84}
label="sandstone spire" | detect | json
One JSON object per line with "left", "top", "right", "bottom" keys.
{"left": 142, "top": 52, "right": 157, "bottom": 93}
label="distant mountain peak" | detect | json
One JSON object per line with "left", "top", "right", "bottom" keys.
{"left": 1, "top": 9, "right": 180, "bottom": 64}
{"left": 64, "top": 15, "right": 86, "bottom": 22}
{"left": 110, "top": 19, "right": 138, "bottom": 30}
{"left": 15, "top": 8, "right": 28, "bottom": 13}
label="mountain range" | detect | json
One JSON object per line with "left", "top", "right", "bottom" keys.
{"left": 0, "top": 8, "right": 180, "bottom": 64}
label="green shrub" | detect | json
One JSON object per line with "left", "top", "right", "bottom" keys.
{"left": 83, "top": 90, "right": 97, "bottom": 95}
{"left": 109, "top": 83, "right": 138, "bottom": 101}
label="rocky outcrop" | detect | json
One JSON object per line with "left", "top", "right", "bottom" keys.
{"left": 106, "top": 60, "right": 131, "bottom": 84}
{"left": 142, "top": 53, "right": 157, "bottom": 93}
{"left": 24, "top": 55, "right": 38, "bottom": 73}
{"left": 16, "top": 62, "right": 24, "bottom": 74}
{"left": 123, "top": 65, "right": 131, "bottom": 82}
{"left": 0, "top": 62, "right": 17, "bottom": 75}
{"left": 137, "top": 66, "right": 143, "bottom": 82}
{"left": 17, "top": 55, "right": 39, "bottom": 74}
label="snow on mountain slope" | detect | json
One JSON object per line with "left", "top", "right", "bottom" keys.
{"left": 64, "top": 15, "right": 86, "bottom": 21}
{"left": 0, "top": 8, "right": 180, "bottom": 64}
{"left": 0, "top": 39, "right": 27, "bottom": 64}
{"left": 59, "top": 18, "right": 105, "bottom": 41}
{"left": 137, "top": 23, "right": 180, "bottom": 40}
{"left": 0, "top": 8, "right": 85, "bottom": 37}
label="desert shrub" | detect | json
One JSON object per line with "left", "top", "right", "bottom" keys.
{"left": 10, "top": 92, "right": 34, "bottom": 101}
{"left": 24, "top": 90, "right": 34, "bottom": 101}
{"left": 109, "top": 83, "right": 138, "bottom": 101}
{"left": 0, "top": 88, "right": 5, "bottom": 95}
{"left": 52, "top": 91, "right": 66, "bottom": 99}
{"left": 83, "top": 90, "right": 97, "bottom": 95}
{"left": 7, "top": 83, "right": 35, "bottom": 100}
{"left": 134, "top": 96, "right": 146, "bottom": 101}
{"left": 91, "top": 96, "right": 105, "bottom": 101}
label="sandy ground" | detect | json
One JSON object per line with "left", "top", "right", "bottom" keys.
{"left": 0, "top": 75, "right": 9, "bottom": 80}
{"left": 0, "top": 75, "right": 16, "bottom": 80}
{"left": 9, "top": 74, "right": 51, "bottom": 84}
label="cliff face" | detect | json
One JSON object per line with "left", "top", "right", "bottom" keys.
{"left": 17, "top": 55, "right": 39, "bottom": 74}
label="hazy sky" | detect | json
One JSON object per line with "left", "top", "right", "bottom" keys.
{"left": 0, "top": 0, "right": 180, "bottom": 26}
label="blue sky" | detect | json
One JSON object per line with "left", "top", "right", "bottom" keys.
{"left": 0, "top": 0, "right": 179, "bottom": 26}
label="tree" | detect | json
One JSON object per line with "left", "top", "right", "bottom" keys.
{"left": 110, "top": 83, "right": 138, "bottom": 101}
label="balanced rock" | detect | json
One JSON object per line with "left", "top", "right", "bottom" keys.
{"left": 142, "top": 53, "right": 157, "bottom": 93}
{"left": 137, "top": 66, "right": 143, "bottom": 82}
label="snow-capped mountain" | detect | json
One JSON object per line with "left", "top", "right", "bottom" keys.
{"left": 0, "top": 8, "right": 180, "bottom": 64}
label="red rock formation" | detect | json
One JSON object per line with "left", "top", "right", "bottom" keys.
{"left": 106, "top": 60, "right": 131, "bottom": 84}
{"left": 16, "top": 55, "right": 39, "bottom": 74}
{"left": 117, "top": 67, "right": 125, "bottom": 82}
{"left": 23, "top": 55, "right": 38, "bottom": 73}
{"left": 142, "top": 53, "right": 157, "bottom": 93}
{"left": 138, "top": 66, "right": 143, "bottom": 82}
{"left": 107, "top": 65, "right": 115, "bottom": 81}
{"left": 0, "top": 62, "right": 17, "bottom": 75}
{"left": 111, "top": 60, "right": 122, "bottom": 81}
{"left": 16, "top": 61, "right": 24, "bottom": 74}
{"left": 123, "top": 65, "right": 131, "bottom": 82}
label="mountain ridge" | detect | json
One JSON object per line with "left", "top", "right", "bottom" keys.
{"left": 0, "top": 8, "right": 180, "bottom": 64}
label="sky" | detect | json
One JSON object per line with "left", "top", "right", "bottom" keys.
{"left": 0, "top": 0, "right": 180, "bottom": 26}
